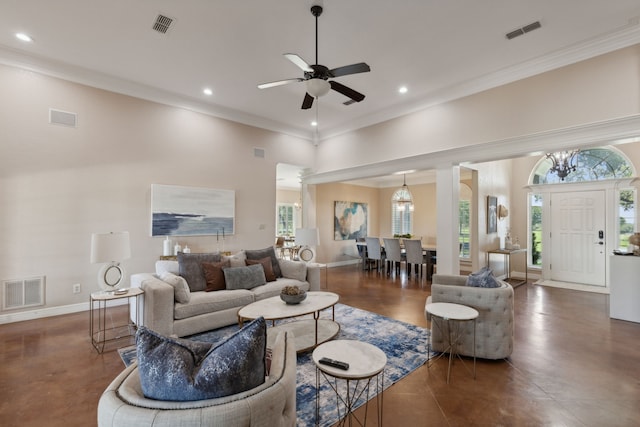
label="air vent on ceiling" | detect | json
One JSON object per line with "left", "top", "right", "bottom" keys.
{"left": 506, "top": 20, "right": 542, "bottom": 40}
{"left": 49, "top": 108, "right": 77, "bottom": 127}
{"left": 152, "top": 14, "right": 174, "bottom": 34}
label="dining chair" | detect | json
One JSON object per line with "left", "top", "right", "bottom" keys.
{"left": 383, "top": 238, "right": 404, "bottom": 275}
{"left": 365, "top": 237, "right": 386, "bottom": 272}
{"left": 275, "top": 236, "right": 286, "bottom": 259}
{"left": 404, "top": 239, "right": 426, "bottom": 278}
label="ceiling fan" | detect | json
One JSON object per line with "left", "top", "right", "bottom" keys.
{"left": 258, "top": 4, "right": 371, "bottom": 110}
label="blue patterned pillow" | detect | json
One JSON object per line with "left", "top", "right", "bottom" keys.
{"left": 136, "top": 317, "right": 266, "bottom": 401}
{"left": 466, "top": 266, "right": 500, "bottom": 288}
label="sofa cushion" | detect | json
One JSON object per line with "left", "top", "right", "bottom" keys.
{"left": 158, "top": 271, "right": 191, "bottom": 304}
{"left": 252, "top": 277, "right": 310, "bottom": 301}
{"left": 136, "top": 317, "right": 266, "bottom": 402}
{"left": 466, "top": 266, "right": 501, "bottom": 288}
{"left": 279, "top": 259, "right": 308, "bottom": 282}
{"left": 223, "top": 250, "right": 246, "bottom": 267}
{"left": 174, "top": 290, "right": 254, "bottom": 320}
{"left": 245, "top": 247, "right": 282, "bottom": 278}
{"left": 178, "top": 252, "right": 222, "bottom": 292}
{"left": 246, "top": 257, "right": 277, "bottom": 282}
{"left": 223, "top": 264, "right": 266, "bottom": 290}
{"left": 156, "top": 260, "right": 179, "bottom": 276}
{"left": 201, "top": 260, "right": 230, "bottom": 292}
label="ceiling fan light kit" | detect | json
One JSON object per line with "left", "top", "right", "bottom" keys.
{"left": 258, "top": 4, "right": 370, "bottom": 110}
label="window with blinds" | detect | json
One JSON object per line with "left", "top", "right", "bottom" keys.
{"left": 391, "top": 187, "right": 413, "bottom": 235}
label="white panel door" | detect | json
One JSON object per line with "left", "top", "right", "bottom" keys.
{"left": 550, "top": 191, "right": 606, "bottom": 286}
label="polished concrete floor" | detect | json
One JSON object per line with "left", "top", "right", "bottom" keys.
{"left": 1, "top": 264, "right": 639, "bottom": 426}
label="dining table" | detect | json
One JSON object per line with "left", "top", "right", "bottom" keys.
{"left": 356, "top": 240, "right": 436, "bottom": 278}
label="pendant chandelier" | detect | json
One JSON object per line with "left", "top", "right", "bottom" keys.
{"left": 395, "top": 174, "right": 414, "bottom": 211}
{"left": 546, "top": 150, "right": 579, "bottom": 181}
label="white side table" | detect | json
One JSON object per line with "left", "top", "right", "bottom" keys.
{"left": 425, "top": 302, "right": 478, "bottom": 383}
{"left": 89, "top": 287, "right": 143, "bottom": 353}
{"left": 312, "top": 340, "right": 387, "bottom": 426}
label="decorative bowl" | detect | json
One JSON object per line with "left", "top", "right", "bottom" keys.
{"left": 280, "top": 290, "right": 307, "bottom": 305}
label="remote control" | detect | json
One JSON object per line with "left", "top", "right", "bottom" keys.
{"left": 318, "top": 357, "right": 349, "bottom": 370}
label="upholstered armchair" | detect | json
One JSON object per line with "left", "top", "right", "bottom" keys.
{"left": 425, "top": 274, "right": 514, "bottom": 360}
{"left": 97, "top": 331, "right": 297, "bottom": 427}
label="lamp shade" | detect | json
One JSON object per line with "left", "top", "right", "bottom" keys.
{"left": 295, "top": 228, "right": 319, "bottom": 247}
{"left": 90, "top": 232, "right": 131, "bottom": 264}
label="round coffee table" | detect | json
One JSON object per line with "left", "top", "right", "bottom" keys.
{"left": 312, "top": 340, "right": 387, "bottom": 426}
{"left": 238, "top": 291, "right": 340, "bottom": 352}
{"left": 425, "top": 302, "right": 479, "bottom": 383}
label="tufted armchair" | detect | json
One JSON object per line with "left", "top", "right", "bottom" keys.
{"left": 425, "top": 274, "right": 514, "bottom": 360}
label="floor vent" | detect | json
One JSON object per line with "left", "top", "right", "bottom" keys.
{"left": 49, "top": 109, "right": 77, "bottom": 127}
{"left": 2, "top": 276, "right": 45, "bottom": 311}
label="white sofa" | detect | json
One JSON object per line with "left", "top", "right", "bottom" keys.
{"left": 98, "top": 331, "right": 297, "bottom": 427}
{"left": 131, "top": 256, "right": 320, "bottom": 337}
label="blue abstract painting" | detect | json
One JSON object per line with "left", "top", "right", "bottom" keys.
{"left": 151, "top": 184, "right": 235, "bottom": 237}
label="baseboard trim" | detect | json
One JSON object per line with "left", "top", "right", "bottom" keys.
{"left": 534, "top": 279, "right": 609, "bottom": 294}
{"left": 0, "top": 298, "right": 128, "bottom": 324}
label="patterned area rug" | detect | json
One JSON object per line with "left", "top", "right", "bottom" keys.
{"left": 118, "top": 303, "right": 430, "bottom": 427}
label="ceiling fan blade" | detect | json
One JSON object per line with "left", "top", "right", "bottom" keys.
{"left": 257, "top": 78, "right": 304, "bottom": 89}
{"left": 329, "top": 62, "right": 371, "bottom": 78}
{"left": 301, "top": 93, "right": 314, "bottom": 109}
{"left": 284, "top": 53, "right": 314, "bottom": 72}
{"left": 329, "top": 81, "right": 365, "bottom": 102}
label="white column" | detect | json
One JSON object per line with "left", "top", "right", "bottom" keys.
{"left": 436, "top": 165, "right": 460, "bottom": 275}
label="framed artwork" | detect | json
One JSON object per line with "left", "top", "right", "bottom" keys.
{"left": 151, "top": 184, "right": 235, "bottom": 237}
{"left": 487, "top": 195, "right": 497, "bottom": 234}
{"left": 334, "top": 201, "right": 368, "bottom": 240}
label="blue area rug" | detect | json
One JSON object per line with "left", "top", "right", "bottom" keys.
{"left": 119, "top": 303, "right": 430, "bottom": 427}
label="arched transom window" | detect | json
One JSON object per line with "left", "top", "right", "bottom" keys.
{"left": 531, "top": 147, "right": 633, "bottom": 184}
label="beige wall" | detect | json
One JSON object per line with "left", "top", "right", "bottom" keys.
{"left": 0, "top": 64, "right": 315, "bottom": 318}
{"left": 316, "top": 45, "right": 640, "bottom": 173}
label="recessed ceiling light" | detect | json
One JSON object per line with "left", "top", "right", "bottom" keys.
{"left": 16, "top": 33, "right": 33, "bottom": 42}
{"left": 398, "top": 86, "right": 408, "bottom": 94}
{"left": 203, "top": 88, "right": 213, "bottom": 96}
{"left": 311, "top": 121, "right": 318, "bottom": 127}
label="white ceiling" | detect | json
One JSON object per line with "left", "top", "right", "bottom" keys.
{"left": 2, "top": 0, "right": 640, "bottom": 144}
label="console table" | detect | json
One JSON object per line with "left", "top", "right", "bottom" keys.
{"left": 487, "top": 248, "right": 528, "bottom": 287}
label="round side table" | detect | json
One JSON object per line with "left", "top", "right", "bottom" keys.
{"left": 312, "top": 340, "right": 387, "bottom": 426}
{"left": 425, "top": 302, "right": 478, "bottom": 383}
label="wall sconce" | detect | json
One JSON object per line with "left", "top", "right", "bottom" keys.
{"left": 498, "top": 204, "right": 509, "bottom": 220}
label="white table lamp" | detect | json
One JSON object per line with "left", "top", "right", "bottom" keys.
{"left": 295, "top": 228, "right": 319, "bottom": 262}
{"left": 91, "top": 231, "right": 131, "bottom": 292}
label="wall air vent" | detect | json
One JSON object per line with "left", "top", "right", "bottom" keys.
{"left": 49, "top": 109, "right": 77, "bottom": 127}
{"left": 2, "top": 276, "right": 45, "bottom": 311}
{"left": 153, "top": 14, "right": 174, "bottom": 34}
{"left": 254, "top": 148, "right": 266, "bottom": 159}
{"left": 506, "top": 20, "right": 542, "bottom": 40}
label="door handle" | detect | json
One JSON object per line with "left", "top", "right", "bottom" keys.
{"left": 595, "top": 241, "right": 604, "bottom": 245}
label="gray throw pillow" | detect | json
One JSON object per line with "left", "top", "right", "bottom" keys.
{"left": 223, "top": 264, "right": 266, "bottom": 290}
{"left": 245, "top": 246, "right": 282, "bottom": 278}
{"left": 136, "top": 317, "right": 266, "bottom": 402}
{"left": 178, "top": 252, "right": 221, "bottom": 292}
{"left": 466, "top": 266, "right": 501, "bottom": 288}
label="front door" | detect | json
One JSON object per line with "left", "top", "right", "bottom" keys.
{"left": 550, "top": 191, "right": 606, "bottom": 286}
